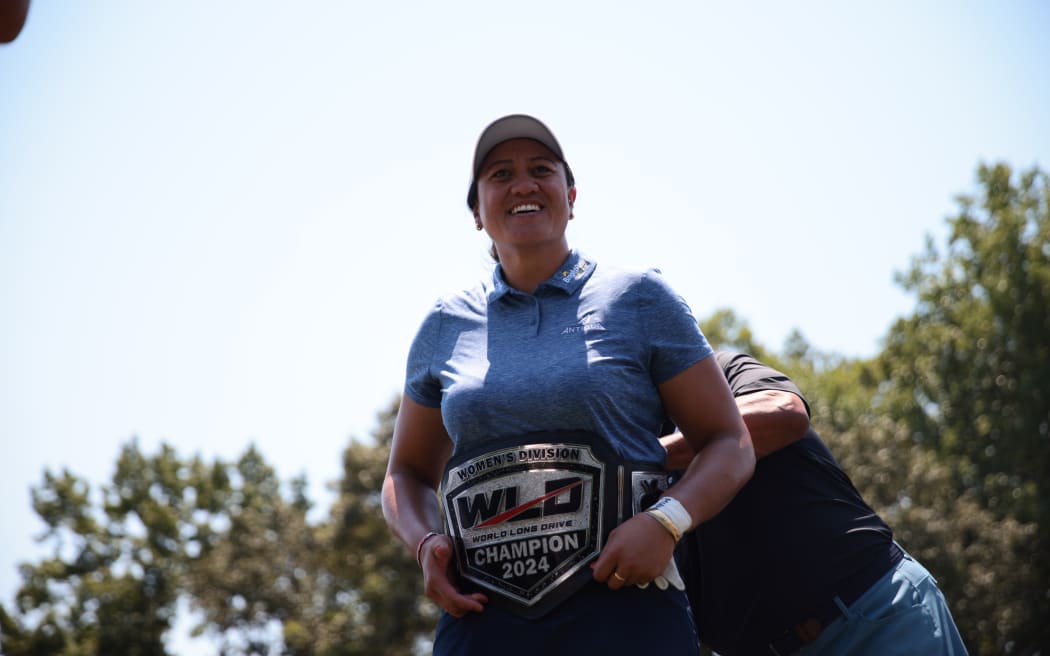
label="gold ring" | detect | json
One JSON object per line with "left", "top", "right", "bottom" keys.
{"left": 612, "top": 572, "right": 626, "bottom": 582}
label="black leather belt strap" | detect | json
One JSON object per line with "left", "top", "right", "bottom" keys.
{"left": 440, "top": 431, "right": 675, "bottom": 619}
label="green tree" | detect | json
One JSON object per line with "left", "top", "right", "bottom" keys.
{"left": 311, "top": 396, "right": 439, "bottom": 656}
{"left": 191, "top": 398, "right": 437, "bottom": 656}
{"left": 0, "top": 442, "right": 229, "bottom": 655}
{"left": 699, "top": 308, "right": 768, "bottom": 360}
{"left": 181, "top": 448, "right": 319, "bottom": 655}
{"left": 2, "top": 404, "right": 433, "bottom": 656}
{"left": 875, "top": 162, "right": 1049, "bottom": 653}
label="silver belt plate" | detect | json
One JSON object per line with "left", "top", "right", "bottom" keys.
{"left": 442, "top": 442, "right": 605, "bottom": 617}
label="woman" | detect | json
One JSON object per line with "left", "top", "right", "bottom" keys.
{"left": 381, "top": 114, "right": 754, "bottom": 654}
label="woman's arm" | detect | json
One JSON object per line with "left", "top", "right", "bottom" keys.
{"left": 592, "top": 354, "right": 754, "bottom": 587}
{"left": 382, "top": 396, "right": 488, "bottom": 616}
{"left": 655, "top": 354, "right": 756, "bottom": 524}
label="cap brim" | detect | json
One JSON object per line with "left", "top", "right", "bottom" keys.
{"left": 472, "top": 114, "right": 564, "bottom": 177}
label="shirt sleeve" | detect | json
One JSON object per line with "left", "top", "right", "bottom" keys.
{"left": 403, "top": 300, "right": 444, "bottom": 408}
{"left": 637, "top": 268, "right": 713, "bottom": 385}
{"left": 714, "top": 350, "right": 811, "bottom": 415}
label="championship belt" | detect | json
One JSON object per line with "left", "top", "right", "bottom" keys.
{"left": 440, "top": 431, "right": 676, "bottom": 619}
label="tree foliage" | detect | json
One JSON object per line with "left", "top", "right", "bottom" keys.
{"left": 884, "top": 163, "right": 1049, "bottom": 517}
{"left": 0, "top": 402, "right": 433, "bottom": 656}
{"left": 873, "top": 162, "right": 1049, "bottom": 653}
{"left": 1, "top": 444, "right": 221, "bottom": 655}
{"left": 316, "top": 397, "right": 438, "bottom": 655}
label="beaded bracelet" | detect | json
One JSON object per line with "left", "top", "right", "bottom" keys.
{"left": 415, "top": 530, "right": 442, "bottom": 567}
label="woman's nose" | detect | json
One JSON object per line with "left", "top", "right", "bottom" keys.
{"left": 510, "top": 176, "right": 539, "bottom": 195}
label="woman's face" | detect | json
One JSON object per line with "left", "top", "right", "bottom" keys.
{"left": 474, "top": 138, "right": 576, "bottom": 255}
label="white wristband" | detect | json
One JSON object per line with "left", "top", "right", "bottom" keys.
{"left": 647, "top": 496, "right": 693, "bottom": 536}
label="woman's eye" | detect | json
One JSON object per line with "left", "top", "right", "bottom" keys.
{"left": 490, "top": 169, "right": 511, "bottom": 179}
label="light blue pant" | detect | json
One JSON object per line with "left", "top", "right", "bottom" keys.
{"left": 801, "top": 552, "right": 968, "bottom": 655}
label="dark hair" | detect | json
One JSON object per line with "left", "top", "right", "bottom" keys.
{"left": 466, "top": 160, "right": 576, "bottom": 212}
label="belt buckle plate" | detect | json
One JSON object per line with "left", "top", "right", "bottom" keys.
{"left": 441, "top": 434, "right": 607, "bottom": 618}
{"left": 441, "top": 431, "right": 676, "bottom": 618}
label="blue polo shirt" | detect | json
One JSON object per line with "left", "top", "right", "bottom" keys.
{"left": 405, "top": 249, "right": 713, "bottom": 465}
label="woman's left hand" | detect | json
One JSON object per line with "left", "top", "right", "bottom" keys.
{"left": 590, "top": 512, "right": 676, "bottom": 589}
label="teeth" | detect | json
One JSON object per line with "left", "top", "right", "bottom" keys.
{"left": 511, "top": 203, "right": 541, "bottom": 215}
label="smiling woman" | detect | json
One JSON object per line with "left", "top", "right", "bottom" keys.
{"left": 380, "top": 114, "right": 756, "bottom": 655}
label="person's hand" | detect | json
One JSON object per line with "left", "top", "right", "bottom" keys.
{"left": 590, "top": 513, "right": 676, "bottom": 589}
{"left": 419, "top": 534, "right": 488, "bottom": 617}
{"left": 659, "top": 432, "right": 696, "bottom": 471}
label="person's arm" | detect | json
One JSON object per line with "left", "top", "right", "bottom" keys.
{"left": 661, "top": 388, "right": 809, "bottom": 468}
{"left": 591, "top": 355, "right": 754, "bottom": 587}
{"left": 381, "top": 396, "right": 488, "bottom": 616}
{"left": 735, "top": 389, "right": 809, "bottom": 457}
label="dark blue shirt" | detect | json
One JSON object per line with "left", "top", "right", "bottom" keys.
{"left": 676, "top": 351, "right": 902, "bottom": 656}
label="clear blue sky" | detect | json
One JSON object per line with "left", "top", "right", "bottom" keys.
{"left": 2, "top": 1, "right": 1048, "bottom": 651}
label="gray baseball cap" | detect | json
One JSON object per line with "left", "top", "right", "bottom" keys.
{"left": 471, "top": 114, "right": 566, "bottom": 177}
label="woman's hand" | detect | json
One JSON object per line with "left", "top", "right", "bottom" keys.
{"left": 419, "top": 534, "right": 489, "bottom": 617}
{"left": 590, "top": 512, "right": 677, "bottom": 589}
{"left": 383, "top": 398, "right": 487, "bottom": 616}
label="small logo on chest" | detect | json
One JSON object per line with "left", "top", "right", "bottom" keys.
{"left": 560, "top": 319, "right": 605, "bottom": 336}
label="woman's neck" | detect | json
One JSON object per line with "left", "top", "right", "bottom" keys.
{"left": 496, "top": 241, "right": 571, "bottom": 294}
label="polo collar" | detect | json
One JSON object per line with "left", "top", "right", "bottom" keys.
{"left": 487, "top": 249, "right": 596, "bottom": 302}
